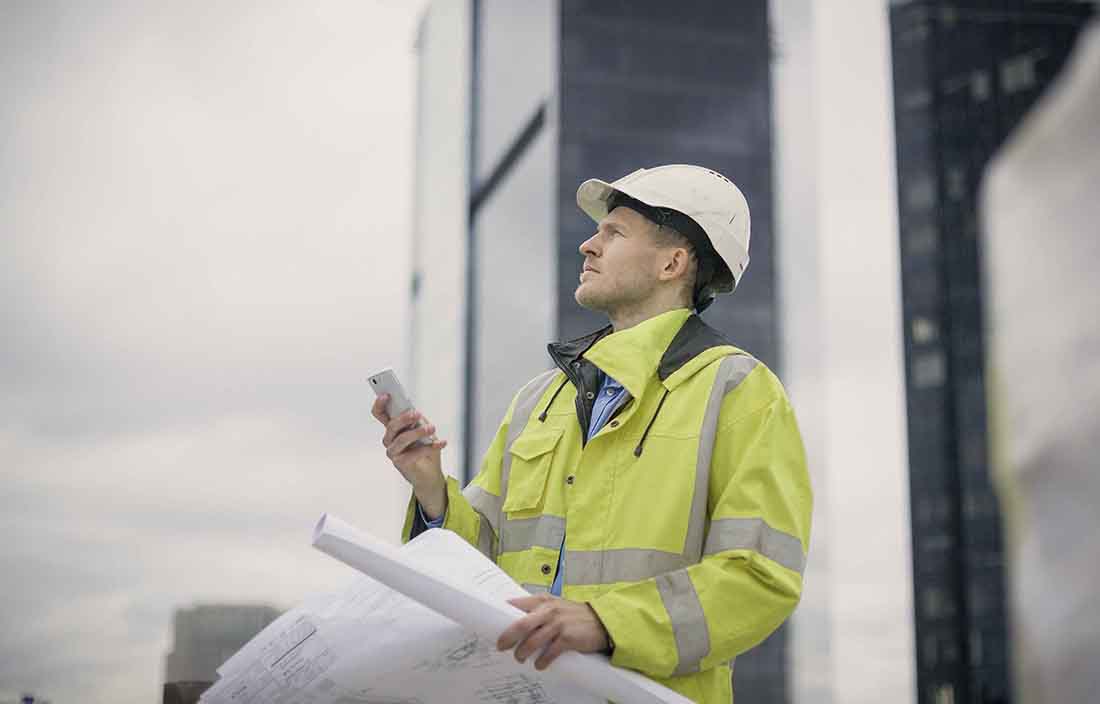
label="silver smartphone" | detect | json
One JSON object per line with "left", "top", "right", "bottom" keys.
{"left": 368, "top": 367, "right": 433, "bottom": 447}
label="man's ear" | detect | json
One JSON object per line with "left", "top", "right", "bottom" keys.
{"left": 660, "top": 247, "right": 691, "bottom": 280}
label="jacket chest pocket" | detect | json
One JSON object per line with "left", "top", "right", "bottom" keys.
{"left": 503, "top": 429, "right": 562, "bottom": 515}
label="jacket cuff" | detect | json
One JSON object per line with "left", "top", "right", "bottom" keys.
{"left": 586, "top": 602, "right": 615, "bottom": 655}
{"left": 588, "top": 581, "right": 677, "bottom": 678}
{"left": 402, "top": 483, "right": 448, "bottom": 542}
{"left": 402, "top": 492, "right": 425, "bottom": 542}
{"left": 419, "top": 502, "right": 446, "bottom": 528}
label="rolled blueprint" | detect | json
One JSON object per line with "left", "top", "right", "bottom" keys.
{"left": 312, "top": 512, "right": 692, "bottom": 704}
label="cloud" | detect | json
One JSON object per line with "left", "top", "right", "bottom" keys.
{"left": 2, "top": 414, "right": 409, "bottom": 700}
{"left": 0, "top": 1, "right": 431, "bottom": 701}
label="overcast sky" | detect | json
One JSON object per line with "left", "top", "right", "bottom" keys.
{"left": 1, "top": 2, "right": 429, "bottom": 700}
{"left": 0, "top": 1, "right": 941, "bottom": 702}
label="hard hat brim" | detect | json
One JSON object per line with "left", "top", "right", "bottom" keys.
{"left": 576, "top": 178, "right": 618, "bottom": 224}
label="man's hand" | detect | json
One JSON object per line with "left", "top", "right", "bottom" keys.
{"left": 370, "top": 394, "right": 448, "bottom": 519}
{"left": 496, "top": 593, "right": 611, "bottom": 671}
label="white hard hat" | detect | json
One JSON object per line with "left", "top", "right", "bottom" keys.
{"left": 576, "top": 164, "right": 751, "bottom": 294}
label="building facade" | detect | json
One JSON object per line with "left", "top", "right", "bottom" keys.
{"left": 889, "top": 2, "right": 1096, "bottom": 702}
{"left": 409, "top": 1, "right": 786, "bottom": 699}
{"left": 163, "top": 604, "right": 281, "bottom": 685}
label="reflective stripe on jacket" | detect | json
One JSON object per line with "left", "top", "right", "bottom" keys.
{"left": 402, "top": 308, "right": 812, "bottom": 703}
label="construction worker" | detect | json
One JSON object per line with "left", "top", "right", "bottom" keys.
{"left": 372, "top": 164, "right": 812, "bottom": 703}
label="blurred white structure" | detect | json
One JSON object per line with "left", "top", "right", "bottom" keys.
{"left": 408, "top": 0, "right": 475, "bottom": 472}
{"left": 982, "top": 20, "right": 1100, "bottom": 704}
{"left": 772, "top": 1, "right": 916, "bottom": 702}
{"left": 407, "top": 0, "right": 557, "bottom": 481}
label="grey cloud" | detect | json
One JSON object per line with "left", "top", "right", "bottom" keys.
{"left": 1, "top": 1, "right": 430, "bottom": 701}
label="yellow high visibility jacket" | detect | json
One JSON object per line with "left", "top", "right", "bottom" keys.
{"left": 402, "top": 308, "right": 812, "bottom": 703}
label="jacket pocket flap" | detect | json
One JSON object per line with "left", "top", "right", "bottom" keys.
{"left": 503, "top": 429, "right": 562, "bottom": 514}
{"left": 508, "top": 429, "right": 563, "bottom": 461}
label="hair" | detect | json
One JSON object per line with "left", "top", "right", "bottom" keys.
{"left": 650, "top": 223, "right": 701, "bottom": 307}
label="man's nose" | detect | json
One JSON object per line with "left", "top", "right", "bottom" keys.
{"left": 579, "top": 233, "right": 599, "bottom": 257}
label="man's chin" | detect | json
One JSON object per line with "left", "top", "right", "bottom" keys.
{"left": 574, "top": 284, "right": 595, "bottom": 309}
{"left": 575, "top": 284, "right": 609, "bottom": 312}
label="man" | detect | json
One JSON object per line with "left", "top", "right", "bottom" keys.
{"left": 372, "top": 164, "right": 812, "bottom": 703}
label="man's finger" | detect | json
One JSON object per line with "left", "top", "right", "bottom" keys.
{"left": 386, "top": 435, "right": 446, "bottom": 462}
{"left": 534, "top": 635, "right": 567, "bottom": 671}
{"left": 508, "top": 594, "right": 551, "bottom": 614}
{"left": 371, "top": 394, "right": 391, "bottom": 424}
{"left": 390, "top": 423, "right": 436, "bottom": 456}
{"left": 514, "top": 618, "right": 561, "bottom": 664}
{"left": 382, "top": 410, "right": 420, "bottom": 446}
{"left": 497, "top": 607, "right": 552, "bottom": 651}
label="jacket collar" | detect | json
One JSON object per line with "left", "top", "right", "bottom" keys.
{"left": 548, "top": 308, "right": 737, "bottom": 400}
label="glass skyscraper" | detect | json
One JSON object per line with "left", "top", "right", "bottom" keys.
{"left": 889, "top": 2, "right": 1096, "bottom": 702}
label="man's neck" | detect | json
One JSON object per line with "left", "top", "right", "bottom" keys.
{"left": 608, "top": 301, "right": 692, "bottom": 332}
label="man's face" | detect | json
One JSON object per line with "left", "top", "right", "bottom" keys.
{"left": 574, "top": 206, "right": 666, "bottom": 313}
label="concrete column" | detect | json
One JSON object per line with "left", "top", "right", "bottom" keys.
{"left": 773, "top": 0, "right": 916, "bottom": 701}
